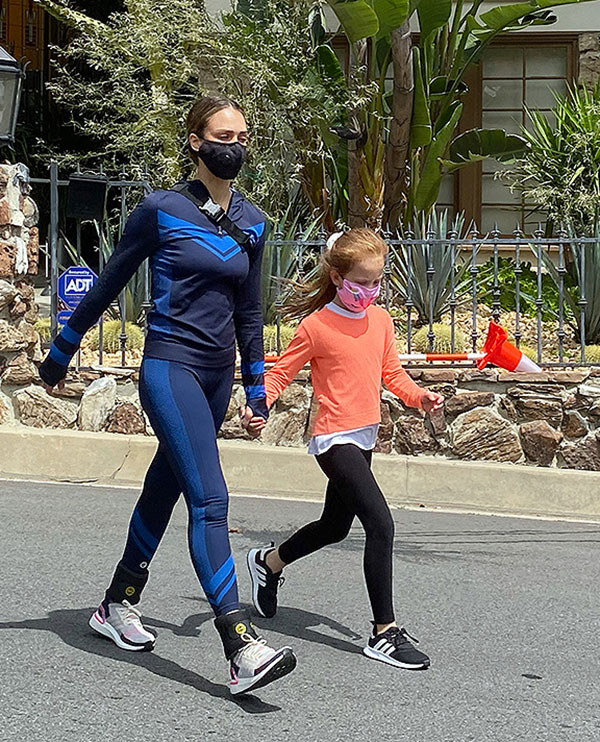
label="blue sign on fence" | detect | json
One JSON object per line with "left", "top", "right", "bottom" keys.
{"left": 57, "top": 266, "right": 98, "bottom": 325}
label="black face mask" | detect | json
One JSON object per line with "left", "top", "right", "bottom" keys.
{"left": 196, "top": 140, "right": 246, "bottom": 180}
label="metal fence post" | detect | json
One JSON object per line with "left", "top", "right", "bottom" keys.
{"left": 49, "top": 161, "right": 59, "bottom": 341}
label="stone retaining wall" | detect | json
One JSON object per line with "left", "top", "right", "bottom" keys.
{"left": 8, "top": 366, "right": 600, "bottom": 472}
{"left": 220, "top": 367, "right": 600, "bottom": 472}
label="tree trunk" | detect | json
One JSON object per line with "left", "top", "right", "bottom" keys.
{"left": 347, "top": 39, "right": 369, "bottom": 227}
{"left": 384, "top": 22, "right": 413, "bottom": 230}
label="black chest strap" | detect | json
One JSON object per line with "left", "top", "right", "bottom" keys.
{"left": 171, "top": 181, "right": 253, "bottom": 251}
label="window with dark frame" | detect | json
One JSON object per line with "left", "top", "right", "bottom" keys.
{"left": 458, "top": 34, "right": 578, "bottom": 234}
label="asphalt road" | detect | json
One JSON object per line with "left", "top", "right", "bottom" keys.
{"left": 1, "top": 479, "right": 599, "bottom": 742}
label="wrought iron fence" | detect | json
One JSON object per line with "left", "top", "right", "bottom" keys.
{"left": 38, "top": 165, "right": 600, "bottom": 369}
{"left": 33, "top": 162, "right": 152, "bottom": 368}
{"left": 266, "top": 227, "right": 600, "bottom": 368}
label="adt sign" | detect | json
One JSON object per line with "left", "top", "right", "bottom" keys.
{"left": 57, "top": 266, "right": 98, "bottom": 325}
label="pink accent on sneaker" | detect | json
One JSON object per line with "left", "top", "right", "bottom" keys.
{"left": 95, "top": 606, "right": 106, "bottom": 625}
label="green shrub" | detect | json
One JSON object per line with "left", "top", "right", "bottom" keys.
{"left": 519, "top": 344, "right": 538, "bottom": 362}
{"left": 88, "top": 320, "right": 145, "bottom": 353}
{"left": 34, "top": 317, "right": 51, "bottom": 343}
{"left": 411, "top": 324, "right": 466, "bottom": 353}
{"left": 584, "top": 345, "right": 600, "bottom": 363}
{"left": 263, "top": 324, "right": 295, "bottom": 354}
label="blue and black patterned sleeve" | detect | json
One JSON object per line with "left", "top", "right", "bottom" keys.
{"left": 234, "top": 223, "right": 268, "bottom": 420}
{"left": 38, "top": 194, "right": 160, "bottom": 388}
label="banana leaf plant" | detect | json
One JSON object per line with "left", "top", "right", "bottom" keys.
{"left": 325, "top": 0, "right": 595, "bottom": 229}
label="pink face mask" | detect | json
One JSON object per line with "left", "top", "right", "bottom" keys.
{"left": 337, "top": 279, "right": 380, "bottom": 312}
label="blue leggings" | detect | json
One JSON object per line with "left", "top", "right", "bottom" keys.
{"left": 120, "top": 357, "right": 237, "bottom": 616}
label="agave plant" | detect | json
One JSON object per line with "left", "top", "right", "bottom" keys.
{"left": 261, "top": 202, "right": 323, "bottom": 325}
{"left": 388, "top": 211, "right": 472, "bottom": 326}
{"left": 541, "top": 229, "right": 600, "bottom": 346}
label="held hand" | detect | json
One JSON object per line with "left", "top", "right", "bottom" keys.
{"left": 42, "top": 379, "right": 65, "bottom": 396}
{"left": 239, "top": 405, "right": 266, "bottom": 438}
{"left": 420, "top": 389, "right": 444, "bottom": 414}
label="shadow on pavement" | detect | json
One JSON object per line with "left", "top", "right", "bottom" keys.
{"left": 151, "top": 599, "right": 364, "bottom": 657}
{"left": 0, "top": 608, "right": 280, "bottom": 714}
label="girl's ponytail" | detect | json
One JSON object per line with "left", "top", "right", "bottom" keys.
{"left": 285, "top": 228, "right": 388, "bottom": 322}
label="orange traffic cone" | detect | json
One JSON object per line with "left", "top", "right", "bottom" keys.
{"left": 476, "top": 322, "right": 542, "bottom": 373}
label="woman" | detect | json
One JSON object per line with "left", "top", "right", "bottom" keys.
{"left": 39, "top": 97, "right": 296, "bottom": 695}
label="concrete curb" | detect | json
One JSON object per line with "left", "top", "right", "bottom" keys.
{"left": 1, "top": 426, "right": 599, "bottom": 520}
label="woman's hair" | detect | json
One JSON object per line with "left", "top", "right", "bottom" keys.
{"left": 186, "top": 96, "right": 245, "bottom": 165}
{"left": 285, "top": 227, "right": 388, "bottom": 321}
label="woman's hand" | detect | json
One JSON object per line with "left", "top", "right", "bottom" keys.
{"left": 420, "top": 389, "right": 444, "bottom": 414}
{"left": 239, "top": 406, "right": 267, "bottom": 438}
{"left": 42, "top": 380, "right": 65, "bottom": 396}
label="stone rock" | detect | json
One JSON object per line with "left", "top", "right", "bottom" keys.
{"left": 0, "top": 319, "right": 26, "bottom": 351}
{"left": 458, "top": 369, "right": 498, "bottom": 383}
{"left": 78, "top": 376, "right": 117, "bottom": 431}
{"left": 106, "top": 401, "right": 146, "bottom": 435}
{"left": 507, "top": 385, "right": 564, "bottom": 428}
{"left": 0, "top": 388, "right": 14, "bottom": 424}
{"left": 451, "top": 407, "right": 522, "bottom": 463}
{"left": 0, "top": 199, "right": 9, "bottom": 225}
{"left": 15, "top": 280, "right": 34, "bottom": 302}
{"left": 2, "top": 352, "right": 38, "bottom": 384}
{"left": 9, "top": 297, "right": 27, "bottom": 319}
{"left": 428, "top": 408, "right": 446, "bottom": 438}
{"left": 519, "top": 420, "right": 563, "bottom": 466}
{"left": 17, "top": 319, "right": 38, "bottom": 349}
{"left": 445, "top": 391, "right": 494, "bottom": 417}
{"left": 498, "top": 396, "right": 518, "bottom": 422}
{"left": 0, "top": 239, "right": 15, "bottom": 278}
{"left": 277, "top": 382, "right": 310, "bottom": 412}
{"left": 426, "top": 383, "right": 456, "bottom": 400}
{"left": 14, "top": 384, "right": 78, "bottom": 428}
{"left": 375, "top": 401, "right": 394, "bottom": 454}
{"left": 562, "top": 411, "right": 589, "bottom": 439}
{"left": 220, "top": 385, "right": 251, "bottom": 439}
{"left": 261, "top": 408, "right": 308, "bottom": 447}
{"left": 23, "top": 302, "right": 38, "bottom": 324}
{"left": 575, "top": 384, "right": 600, "bottom": 416}
{"left": 420, "top": 369, "right": 458, "bottom": 384}
{"left": 498, "top": 371, "right": 550, "bottom": 384}
{"left": 560, "top": 434, "right": 600, "bottom": 471}
{"left": 0, "top": 279, "right": 17, "bottom": 310}
{"left": 53, "top": 381, "right": 86, "bottom": 398}
{"left": 547, "top": 370, "right": 589, "bottom": 385}
{"left": 26, "top": 227, "right": 39, "bottom": 275}
{"left": 22, "top": 197, "right": 38, "bottom": 228}
{"left": 394, "top": 413, "right": 437, "bottom": 455}
{"left": 580, "top": 32, "right": 600, "bottom": 54}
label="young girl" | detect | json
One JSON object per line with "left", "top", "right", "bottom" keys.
{"left": 244, "top": 227, "right": 443, "bottom": 670}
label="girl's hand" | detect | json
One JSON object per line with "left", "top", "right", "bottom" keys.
{"left": 420, "top": 389, "right": 444, "bottom": 414}
{"left": 239, "top": 406, "right": 266, "bottom": 438}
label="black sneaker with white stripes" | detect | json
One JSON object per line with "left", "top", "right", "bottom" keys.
{"left": 363, "top": 626, "right": 430, "bottom": 670}
{"left": 247, "top": 545, "right": 284, "bottom": 618}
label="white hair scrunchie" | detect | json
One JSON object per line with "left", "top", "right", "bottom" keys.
{"left": 326, "top": 231, "right": 344, "bottom": 251}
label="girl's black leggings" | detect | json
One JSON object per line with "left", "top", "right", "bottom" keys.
{"left": 278, "top": 443, "right": 395, "bottom": 625}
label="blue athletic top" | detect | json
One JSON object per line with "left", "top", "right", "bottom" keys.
{"left": 38, "top": 179, "right": 268, "bottom": 417}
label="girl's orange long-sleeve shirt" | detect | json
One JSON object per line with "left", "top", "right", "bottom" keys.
{"left": 265, "top": 304, "right": 425, "bottom": 436}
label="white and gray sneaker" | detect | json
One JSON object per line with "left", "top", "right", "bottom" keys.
{"left": 89, "top": 600, "right": 156, "bottom": 652}
{"left": 229, "top": 632, "right": 296, "bottom": 695}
